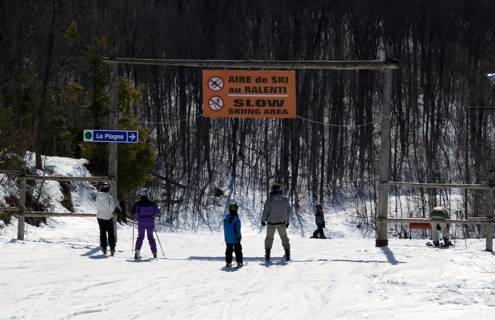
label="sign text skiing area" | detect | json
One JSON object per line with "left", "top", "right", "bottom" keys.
{"left": 202, "top": 70, "right": 296, "bottom": 118}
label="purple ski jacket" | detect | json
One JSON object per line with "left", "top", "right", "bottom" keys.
{"left": 133, "top": 197, "right": 159, "bottom": 226}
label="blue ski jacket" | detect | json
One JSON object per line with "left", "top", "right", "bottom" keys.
{"left": 223, "top": 212, "right": 242, "bottom": 244}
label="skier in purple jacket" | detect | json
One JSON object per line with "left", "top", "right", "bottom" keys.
{"left": 133, "top": 188, "right": 159, "bottom": 260}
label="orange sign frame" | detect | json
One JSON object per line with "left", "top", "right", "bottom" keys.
{"left": 202, "top": 70, "right": 296, "bottom": 118}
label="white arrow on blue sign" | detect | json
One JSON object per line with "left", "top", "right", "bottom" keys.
{"left": 83, "top": 130, "right": 139, "bottom": 143}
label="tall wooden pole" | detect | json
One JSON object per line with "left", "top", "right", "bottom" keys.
{"left": 109, "top": 60, "right": 119, "bottom": 241}
{"left": 376, "top": 42, "right": 394, "bottom": 247}
{"left": 17, "top": 178, "right": 26, "bottom": 240}
{"left": 485, "top": 189, "right": 493, "bottom": 251}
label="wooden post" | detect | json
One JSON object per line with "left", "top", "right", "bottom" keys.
{"left": 17, "top": 177, "right": 26, "bottom": 240}
{"left": 376, "top": 42, "right": 394, "bottom": 247}
{"left": 109, "top": 60, "right": 119, "bottom": 242}
{"left": 486, "top": 188, "right": 494, "bottom": 251}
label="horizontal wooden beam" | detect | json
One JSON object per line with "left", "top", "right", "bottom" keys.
{"left": 102, "top": 58, "right": 400, "bottom": 71}
{"left": 379, "top": 217, "right": 495, "bottom": 225}
{"left": 24, "top": 175, "right": 113, "bottom": 183}
{"left": 0, "top": 171, "right": 114, "bottom": 183}
{"left": 385, "top": 181, "right": 495, "bottom": 190}
{"left": 6, "top": 210, "right": 97, "bottom": 218}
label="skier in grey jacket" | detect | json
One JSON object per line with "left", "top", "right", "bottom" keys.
{"left": 261, "top": 183, "right": 292, "bottom": 261}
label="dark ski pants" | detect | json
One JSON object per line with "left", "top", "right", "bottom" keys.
{"left": 312, "top": 226, "right": 326, "bottom": 238}
{"left": 97, "top": 218, "right": 115, "bottom": 251}
{"left": 135, "top": 224, "right": 157, "bottom": 254}
{"left": 225, "top": 243, "right": 243, "bottom": 264}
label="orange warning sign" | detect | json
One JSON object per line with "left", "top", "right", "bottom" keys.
{"left": 202, "top": 70, "right": 296, "bottom": 118}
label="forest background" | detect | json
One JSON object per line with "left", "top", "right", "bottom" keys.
{"left": 1, "top": 0, "right": 495, "bottom": 234}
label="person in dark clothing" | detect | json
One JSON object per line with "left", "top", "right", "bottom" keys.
{"left": 115, "top": 200, "right": 127, "bottom": 224}
{"left": 311, "top": 204, "right": 326, "bottom": 239}
{"left": 133, "top": 188, "right": 159, "bottom": 259}
{"left": 223, "top": 202, "right": 243, "bottom": 268}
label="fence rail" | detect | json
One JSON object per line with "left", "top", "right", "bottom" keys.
{"left": 379, "top": 217, "right": 495, "bottom": 225}
{"left": 378, "top": 180, "right": 495, "bottom": 251}
{"left": 385, "top": 181, "right": 495, "bottom": 190}
{"left": 0, "top": 171, "right": 115, "bottom": 240}
{"left": 1, "top": 208, "right": 96, "bottom": 218}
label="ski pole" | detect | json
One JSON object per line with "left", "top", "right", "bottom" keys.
{"left": 155, "top": 229, "right": 166, "bottom": 259}
{"left": 131, "top": 220, "right": 135, "bottom": 253}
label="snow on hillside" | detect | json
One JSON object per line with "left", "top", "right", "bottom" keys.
{"left": 24, "top": 152, "right": 97, "bottom": 214}
{"left": 2, "top": 155, "right": 495, "bottom": 319}
{"left": 1, "top": 216, "right": 495, "bottom": 320}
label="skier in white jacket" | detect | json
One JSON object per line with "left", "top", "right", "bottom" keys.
{"left": 96, "top": 183, "right": 116, "bottom": 255}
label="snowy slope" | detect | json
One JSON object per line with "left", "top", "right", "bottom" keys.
{"left": 2, "top": 155, "right": 495, "bottom": 319}
{"left": 1, "top": 214, "right": 495, "bottom": 320}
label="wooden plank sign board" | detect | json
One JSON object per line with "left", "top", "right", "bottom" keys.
{"left": 202, "top": 70, "right": 296, "bottom": 118}
{"left": 409, "top": 223, "right": 432, "bottom": 230}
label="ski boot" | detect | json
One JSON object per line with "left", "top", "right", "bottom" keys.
{"left": 236, "top": 262, "right": 243, "bottom": 268}
{"left": 102, "top": 247, "right": 107, "bottom": 255}
{"left": 134, "top": 250, "right": 141, "bottom": 260}
{"left": 265, "top": 249, "right": 271, "bottom": 262}
{"left": 225, "top": 262, "right": 232, "bottom": 268}
{"left": 442, "top": 238, "right": 452, "bottom": 247}
{"left": 110, "top": 250, "right": 115, "bottom": 256}
{"left": 432, "top": 240, "right": 440, "bottom": 247}
{"left": 284, "top": 249, "right": 291, "bottom": 261}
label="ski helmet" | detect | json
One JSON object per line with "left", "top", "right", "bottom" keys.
{"left": 99, "top": 183, "right": 110, "bottom": 192}
{"left": 137, "top": 187, "right": 149, "bottom": 197}
{"left": 228, "top": 202, "right": 238, "bottom": 211}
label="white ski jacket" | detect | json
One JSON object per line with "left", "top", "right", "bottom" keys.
{"left": 96, "top": 192, "right": 115, "bottom": 220}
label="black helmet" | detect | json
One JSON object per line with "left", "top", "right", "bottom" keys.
{"left": 99, "top": 183, "right": 110, "bottom": 192}
{"left": 228, "top": 202, "right": 238, "bottom": 212}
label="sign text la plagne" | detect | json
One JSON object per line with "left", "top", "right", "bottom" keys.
{"left": 202, "top": 70, "right": 296, "bottom": 118}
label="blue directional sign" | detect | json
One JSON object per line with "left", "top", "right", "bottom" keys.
{"left": 83, "top": 130, "right": 139, "bottom": 143}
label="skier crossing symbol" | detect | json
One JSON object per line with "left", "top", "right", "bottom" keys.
{"left": 208, "top": 76, "right": 224, "bottom": 92}
{"left": 208, "top": 96, "right": 224, "bottom": 111}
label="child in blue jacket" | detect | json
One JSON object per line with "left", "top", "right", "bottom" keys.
{"left": 223, "top": 202, "right": 243, "bottom": 268}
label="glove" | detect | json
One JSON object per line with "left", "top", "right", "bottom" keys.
{"left": 261, "top": 222, "right": 266, "bottom": 226}
{"left": 286, "top": 223, "right": 289, "bottom": 228}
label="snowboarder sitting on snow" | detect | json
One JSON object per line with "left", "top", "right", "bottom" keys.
{"left": 96, "top": 183, "right": 116, "bottom": 256}
{"left": 311, "top": 204, "right": 326, "bottom": 239}
{"left": 133, "top": 188, "right": 159, "bottom": 259}
{"left": 261, "top": 183, "right": 292, "bottom": 262}
{"left": 223, "top": 202, "right": 243, "bottom": 268}
{"left": 430, "top": 206, "right": 451, "bottom": 247}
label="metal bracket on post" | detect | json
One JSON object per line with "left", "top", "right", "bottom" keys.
{"left": 17, "top": 177, "right": 26, "bottom": 240}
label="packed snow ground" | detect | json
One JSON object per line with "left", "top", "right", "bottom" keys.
{"left": 2, "top": 154, "right": 495, "bottom": 319}
{"left": 1, "top": 214, "right": 495, "bottom": 320}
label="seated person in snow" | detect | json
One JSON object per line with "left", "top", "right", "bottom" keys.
{"left": 430, "top": 206, "right": 451, "bottom": 247}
